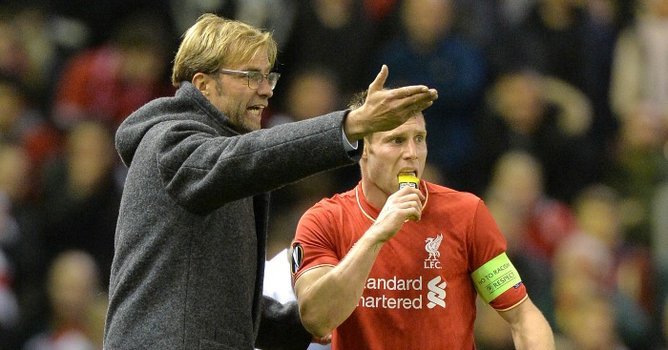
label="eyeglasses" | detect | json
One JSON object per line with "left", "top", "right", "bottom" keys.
{"left": 216, "top": 68, "right": 281, "bottom": 90}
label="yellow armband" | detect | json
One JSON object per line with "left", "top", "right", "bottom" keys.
{"left": 471, "top": 252, "right": 522, "bottom": 303}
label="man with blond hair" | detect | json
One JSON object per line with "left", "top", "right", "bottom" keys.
{"left": 290, "top": 93, "right": 554, "bottom": 349}
{"left": 103, "top": 13, "right": 437, "bottom": 350}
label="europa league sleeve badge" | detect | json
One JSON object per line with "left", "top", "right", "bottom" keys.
{"left": 289, "top": 242, "right": 304, "bottom": 275}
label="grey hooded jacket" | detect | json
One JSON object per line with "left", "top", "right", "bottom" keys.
{"left": 103, "top": 82, "right": 360, "bottom": 349}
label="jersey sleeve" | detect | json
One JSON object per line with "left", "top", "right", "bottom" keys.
{"left": 469, "top": 199, "right": 528, "bottom": 310}
{"left": 290, "top": 201, "right": 341, "bottom": 283}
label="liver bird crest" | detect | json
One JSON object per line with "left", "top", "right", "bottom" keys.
{"left": 425, "top": 233, "right": 443, "bottom": 260}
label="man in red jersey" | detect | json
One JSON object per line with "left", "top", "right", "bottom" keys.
{"left": 290, "top": 93, "right": 555, "bottom": 349}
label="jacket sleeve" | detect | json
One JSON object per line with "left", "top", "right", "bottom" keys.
{"left": 255, "top": 296, "right": 312, "bottom": 350}
{"left": 156, "top": 111, "right": 359, "bottom": 214}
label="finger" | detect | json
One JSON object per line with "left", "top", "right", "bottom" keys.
{"left": 395, "top": 187, "right": 422, "bottom": 200}
{"left": 390, "top": 85, "right": 431, "bottom": 100}
{"left": 403, "top": 90, "right": 438, "bottom": 113}
{"left": 391, "top": 193, "right": 422, "bottom": 211}
{"left": 368, "top": 64, "right": 389, "bottom": 94}
{"left": 421, "top": 88, "right": 438, "bottom": 102}
{"left": 407, "top": 199, "right": 423, "bottom": 221}
{"left": 403, "top": 206, "right": 421, "bottom": 222}
{"left": 413, "top": 88, "right": 438, "bottom": 102}
{"left": 394, "top": 191, "right": 423, "bottom": 221}
{"left": 412, "top": 99, "right": 435, "bottom": 114}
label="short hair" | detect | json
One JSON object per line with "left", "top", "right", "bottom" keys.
{"left": 347, "top": 90, "right": 367, "bottom": 110}
{"left": 171, "top": 14, "right": 277, "bottom": 87}
{"left": 347, "top": 89, "right": 425, "bottom": 145}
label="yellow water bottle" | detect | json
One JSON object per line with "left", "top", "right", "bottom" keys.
{"left": 398, "top": 173, "right": 419, "bottom": 190}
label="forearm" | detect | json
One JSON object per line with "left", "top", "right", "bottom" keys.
{"left": 297, "top": 234, "right": 384, "bottom": 337}
{"left": 509, "top": 307, "right": 555, "bottom": 350}
{"left": 295, "top": 187, "right": 421, "bottom": 337}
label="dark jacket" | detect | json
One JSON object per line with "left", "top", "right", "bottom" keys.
{"left": 104, "top": 82, "right": 359, "bottom": 349}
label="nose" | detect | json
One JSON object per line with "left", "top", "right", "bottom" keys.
{"left": 404, "top": 140, "right": 418, "bottom": 159}
{"left": 257, "top": 79, "right": 274, "bottom": 98}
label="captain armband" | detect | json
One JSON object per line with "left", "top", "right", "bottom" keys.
{"left": 471, "top": 252, "right": 522, "bottom": 303}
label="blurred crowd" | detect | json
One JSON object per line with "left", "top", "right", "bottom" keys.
{"left": 0, "top": 0, "right": 666, "bottom": 349}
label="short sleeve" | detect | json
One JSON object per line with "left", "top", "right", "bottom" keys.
{"left": 469, "top": 200, "right": 528, "bottom": 310}
{"left": 290, "top": 202, "right": 341, "bottom": 283}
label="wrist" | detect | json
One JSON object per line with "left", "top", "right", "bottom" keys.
{"left": 343, "top": 109, "right": 366, "bottom": 141}
{"left": 361, "top": 226, "right": 391, "bottom": 249}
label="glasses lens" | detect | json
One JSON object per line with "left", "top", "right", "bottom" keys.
{"left": 246, "top": 71, "right": 281, "bottom": 90}
{"left": 267, "top": 72, "right": 280, "bottom": 90}
{"left": 245, "top": 71, "right": 260, "bottom": 89}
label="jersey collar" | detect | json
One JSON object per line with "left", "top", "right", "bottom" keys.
{"left": 355, "top": 180, "right": 429, "bottom": 223}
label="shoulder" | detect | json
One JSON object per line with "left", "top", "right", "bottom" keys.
{"left": 303, "top": 189, "right": 356, "bottom": 217}
{"left": 422, "top": 182, "right": 490, "bottom": 223}
{"left": 298, "top": 189, "right": 357, "bottom": 231}
{"left": 124, "top": 93, "right": 191, "bottom": 126}
{"left": 425, "top": 182, "right": 481, "bottom": 204}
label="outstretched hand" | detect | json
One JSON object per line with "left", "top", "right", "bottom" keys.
{"left": 344, "top": 65, "right": 438, "bottom": 141}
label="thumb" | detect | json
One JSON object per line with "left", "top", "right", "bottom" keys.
{"left": 368, "top": 64, "right": 388, "bottom": 94}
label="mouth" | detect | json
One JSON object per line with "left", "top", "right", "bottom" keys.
{"left": 247, "top": 105, "right": 265, "bottom": 117}
{"left": 398, "top": 170, "right": 419, "bottom": 190}
{"left": 398, "top": 169, "right": 417, "bottom": 177}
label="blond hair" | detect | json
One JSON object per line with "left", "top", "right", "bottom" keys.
{"left": 171, "top": 14, "right": 277, "bottom": 87}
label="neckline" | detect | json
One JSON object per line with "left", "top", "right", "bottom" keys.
{"left": 355, "top": 181, "right": 429, "bottom": 223}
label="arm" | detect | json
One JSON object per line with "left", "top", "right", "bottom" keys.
{"left": 155, "top": 112, "right": 356, "bottom": 213}
{"left": 293, "top": 187, "right": 424, "bottom": 337}
{"left": 497, "top": 297, "right": 555, "bottom": 350}
{"left": 344, "top": 65, "right": 437, "bottom": 141}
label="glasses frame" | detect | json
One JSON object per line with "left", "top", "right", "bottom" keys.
{"left": 216, "top": 68, "right": 281, "bottom": 90}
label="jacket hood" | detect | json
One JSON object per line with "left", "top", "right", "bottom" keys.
{"left": 115, "top": 82, "right": 231, "bottom": 166}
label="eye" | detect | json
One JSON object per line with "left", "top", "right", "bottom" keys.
{"left": 415, "top": 135, "right": 426, "bottom": 143}
{"left": 392, "top": 137, "right": 405, "bottom": 144}
{"left": 248, "top": 71, "right": 263, "bottom": 83}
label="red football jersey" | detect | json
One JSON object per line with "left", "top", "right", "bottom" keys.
{"left": 292, "top": 181, "right": 527, "bottom": 350}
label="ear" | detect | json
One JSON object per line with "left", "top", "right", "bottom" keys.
{"left": 192, "top": 72, "right": 212, "bottom": 95}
